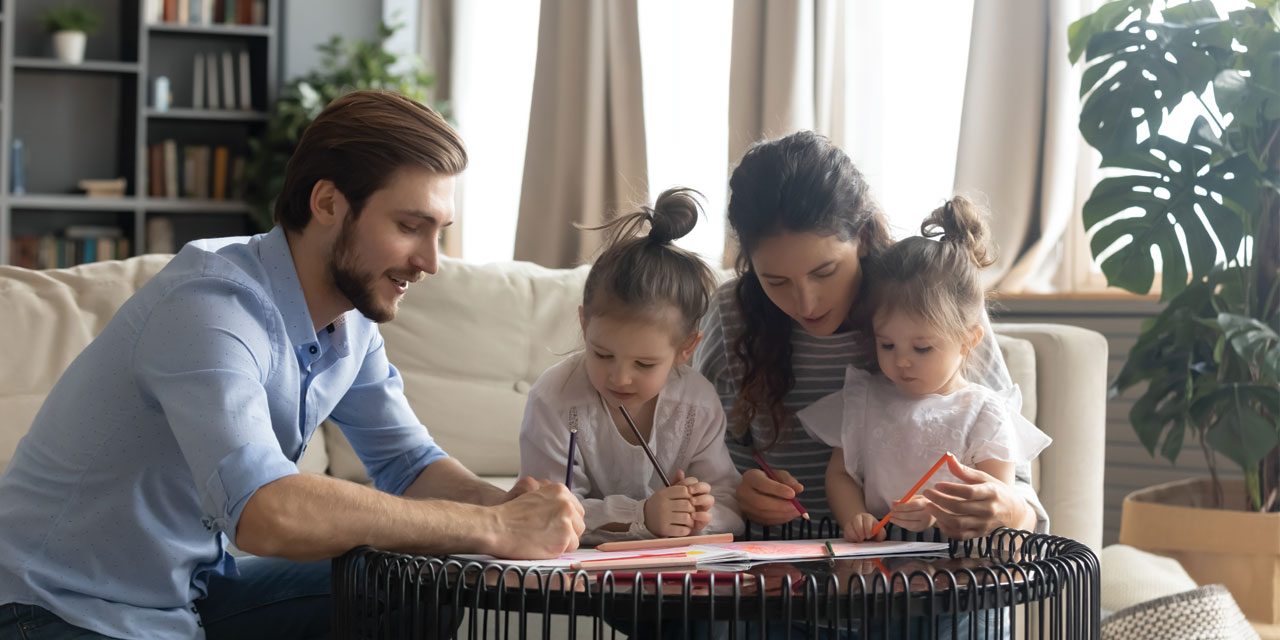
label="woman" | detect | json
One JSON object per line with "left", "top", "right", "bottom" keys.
{"left": 696, "top": 130, "right": 1045, "bottom": 539}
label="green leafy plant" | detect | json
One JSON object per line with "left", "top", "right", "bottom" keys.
{"left": 1070, "top": 0, "right": 1279, "bottom": 512}
{"left": 42, "top": 5, "right": 100, "bottom": 34}
{"left": 245, "top": 21, "right": 444, "bottom": 230}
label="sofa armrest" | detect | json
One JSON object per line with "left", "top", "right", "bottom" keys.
{"left": 994, "top": 323, "right": 1108, "bottom": 551}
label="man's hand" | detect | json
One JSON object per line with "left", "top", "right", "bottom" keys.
{"left": 643, "top": 483, "right": 698, "bottom": 537}
{"left": 736, "top": 468, "right": 805, "bottom": 525}
{"left": 921, "top": 456, "right": 1032, "bottom": 540}
{"left": 486, "top": 483, "right": 584, "bottom": 559}
{"left": 498, "top": 476, "right": 542, "bottom": 504}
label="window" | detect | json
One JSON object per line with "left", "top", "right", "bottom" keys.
{"left": 449, "top": 0, "right": 540, "bottom": 264}
{"left": 836, "top": 1, "right": 976, "bottom": 239}
{"left": 638, "top": 0, "right": 733, "bottom": 267}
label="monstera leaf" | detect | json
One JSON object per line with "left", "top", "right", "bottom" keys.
{"left": 1074, "top": 1, "right": 1232, "bottom": 156}
{"left": 1082, "top": 135, "right": 1251, "bottom": 299}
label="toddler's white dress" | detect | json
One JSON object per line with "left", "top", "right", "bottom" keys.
{"left": 797, "top": 366, "right": 1052, "bottom": 517}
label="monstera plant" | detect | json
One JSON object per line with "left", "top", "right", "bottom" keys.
{"left": 245, "top": 21, "right": 443, "bottom": 230}
{"left": 1070, "top": 0, "right": 1278, "bottom": 512}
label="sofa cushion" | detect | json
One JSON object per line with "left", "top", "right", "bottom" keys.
{"left": 376, "top": 258, "right": 590, "bottom": 477}
{"left": 0, "top": 256, "right": 170, "bottom": 470}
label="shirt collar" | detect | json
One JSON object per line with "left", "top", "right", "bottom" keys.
{"left": 257, "top": 226, "right": 326, "bottom": 352}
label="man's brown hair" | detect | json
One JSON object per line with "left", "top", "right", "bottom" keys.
{"left": 274, "top": 90, "right": 468, "bottom": 232}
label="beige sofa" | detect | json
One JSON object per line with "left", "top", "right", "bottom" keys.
{"left": 0, "top": 254, "right": 1109, "bottom": 550}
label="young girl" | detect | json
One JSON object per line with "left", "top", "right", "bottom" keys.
{"left": 798, "top": 196, "right": 1051, "bottom": 542}
{"left": 520, "top": 188, "right": 744, "bottom": 545}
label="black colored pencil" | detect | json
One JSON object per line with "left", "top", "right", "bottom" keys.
{"left": 617, "top": 405, "right": 672, "bottom": 487}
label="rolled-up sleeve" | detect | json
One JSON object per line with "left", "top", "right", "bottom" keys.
{"left": 132, "top": 277, "right": 299, "bottom": 546}
{"left": 327, "top": 330, "right": 447, "bottom": 495}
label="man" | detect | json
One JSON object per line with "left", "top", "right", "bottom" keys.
{"left": 0, "top": 91, "right": 585, "bottom": 639}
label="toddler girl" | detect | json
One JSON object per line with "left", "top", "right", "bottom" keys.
{"left": 799, "top": 196, "right": 1051, "bottom": 541}
{"left": 520, "top": 188, "right": 744, "bottom": 544}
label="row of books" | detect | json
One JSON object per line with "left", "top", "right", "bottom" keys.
{"left": 188, "top": 51, "right": 254, "bottom": 111}
{"left": 146, "top": 0, "right": 268, "bottom": 26}
{"left": 10, "top": 227, "right": 132, "bottom": 270}
{"left": 147, "top": 141, "right": 247, "bottom": 200}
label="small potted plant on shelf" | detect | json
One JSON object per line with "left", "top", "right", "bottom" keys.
{"left": 42, "top": 4, "right": 100, "bottom": 65}
{"left": 1070, "top": 0, "right": 1279, "bottom": 626}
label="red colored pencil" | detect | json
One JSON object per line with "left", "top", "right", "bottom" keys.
{"left": 750, "top": 451, "right": 810, "bottom": 521}
{"left": 867, "top": 452, "right": 954, "bottom": 539}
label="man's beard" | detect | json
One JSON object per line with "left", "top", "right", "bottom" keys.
{"left": 329, "top": 222, "right": 396, "bottom": 323}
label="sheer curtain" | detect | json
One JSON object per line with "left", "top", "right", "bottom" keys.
{"left": 443, "top": 0, "right": 540, "bottom": 264}
{"left": 638, "top": 0, "right": 733, "bottom": 268}
{"left": 727, "top": 1, "right": 976, "bottom": 248}
{"left": 836, "top": 2, "right": 975, "bottom": 239}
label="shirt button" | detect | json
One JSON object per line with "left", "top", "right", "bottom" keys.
{"left": 308, "top": 345, "right": 318, "bottom": 354}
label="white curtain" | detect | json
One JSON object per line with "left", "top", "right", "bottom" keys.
{"left": 954, "top": 0, "right": 1094, "bottom": 292}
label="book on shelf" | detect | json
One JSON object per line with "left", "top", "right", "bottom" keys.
{"left": 150, "top": 0, "right": 267, "bottom": 25}
{"left": 193, "top": 53, "right": 205, "bottom": 110}
{"left": 145, "top": 0, "right": 164, "bottom": 24}
{"left": 206, "top": 53, "right": 220, "bottom": 109}
{"left": 221, "top": 52, "right": 236, "bottom": 111}
{"left": 163, "top": 140, "right": 179, "bottom": 200}
{"left": 238, "top": 51, "right": 252, "bottom": 110}
{"left": 148, "top": 140, "right": 246, "bottom": 201}
{"left": 212, "top": 147, "right": 230, "bottom": 200}
{"left": 10, "top": 230, "right": 132, "bottom": 270}
{"left": 146, "top": 217, "right": 176, "bottom": 254}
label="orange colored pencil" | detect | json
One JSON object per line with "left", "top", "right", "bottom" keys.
{"left": 751, "top": 451, "right": 810, "bottom": 521}
{"left": 867, "top": 452, "right": 954, "bottom": 539}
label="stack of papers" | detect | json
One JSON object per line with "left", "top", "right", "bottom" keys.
{"left": 452, "top": 539, "right": 948, "bottom": 572}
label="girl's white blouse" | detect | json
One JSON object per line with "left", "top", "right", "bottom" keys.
{"left": 519, "top": 355, "right": 744, "bottom": 544}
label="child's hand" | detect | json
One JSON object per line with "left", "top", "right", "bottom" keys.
{"left": 672, "top": 470, "right": 715, "bottom": 533}
{"left": 889, "top": 495, "right": 937, "bottom": 532}
{"left": 842, "top": 512, "right": 887, "bottom": 542}
{"left": 643, "top": 484, "right": 697, "bottom": 537}
{"left": 673, "top": 470, "right": 714, "bottom": 512}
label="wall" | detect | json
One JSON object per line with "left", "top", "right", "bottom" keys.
{"left": 281, "top": 0, "right": 382, "bottom": 81}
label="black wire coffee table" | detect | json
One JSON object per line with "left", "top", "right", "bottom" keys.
{"left": 332, "top": 523, "right": 1100, "bottom": 639}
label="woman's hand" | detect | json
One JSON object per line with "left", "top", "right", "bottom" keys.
{"left": 887, "top": 495, "right": 937, "bottom": 532}
{"left": 921, "top": 456, "right": 1033, "bottom": 540}
{"left": 736, "top": 468, "right": 805, "bottom": 525}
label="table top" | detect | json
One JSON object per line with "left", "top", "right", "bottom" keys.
{"left": 334, "top": 528, "right": 1095, "bottom": 622}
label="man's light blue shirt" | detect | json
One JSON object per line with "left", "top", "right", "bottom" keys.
{"left": 0, "top": 227, "right": 448, "bottom": 639}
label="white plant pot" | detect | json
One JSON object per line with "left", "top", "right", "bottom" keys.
{"left": 52, "top": 31, "right": 86, "bottom": 64}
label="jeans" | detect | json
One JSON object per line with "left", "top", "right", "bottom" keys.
{"left": 0, "top": 556, "right": 331, "bottom": 640}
